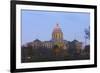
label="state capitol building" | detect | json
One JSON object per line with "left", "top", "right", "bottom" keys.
{"left": 23, "top": 23, "right": 82, "bottom": 52}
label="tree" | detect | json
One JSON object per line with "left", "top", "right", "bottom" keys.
{"left": 85, "top": 26, "right": 90, "bottom": 40}
{"left": 84, "top": 26, "right": 90, "bottom": 45}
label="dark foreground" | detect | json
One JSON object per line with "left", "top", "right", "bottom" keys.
{"left": 21, "top": 45, "right": 90, "bottom": 63}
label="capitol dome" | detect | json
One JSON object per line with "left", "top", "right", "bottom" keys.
{"left": 52, "top": 23, "right": 63, "bottom": 42}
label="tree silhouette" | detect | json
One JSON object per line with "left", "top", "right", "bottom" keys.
{"left": 84, "top": 26, "right": 90, "bottom": 45}
{"left": 85, "top": 26, "right": 90, "bottom": 40}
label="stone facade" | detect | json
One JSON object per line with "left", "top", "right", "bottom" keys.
{"left": 23, "top": 24, "right": 82, "bottom": 51}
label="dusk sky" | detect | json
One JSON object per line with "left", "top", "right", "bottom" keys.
{"left": 21, "top": 10, "right": 90, "bottom": 45}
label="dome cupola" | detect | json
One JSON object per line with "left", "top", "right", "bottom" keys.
{"left": 52, "top": 23, "right": 63, "bottom": 42}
